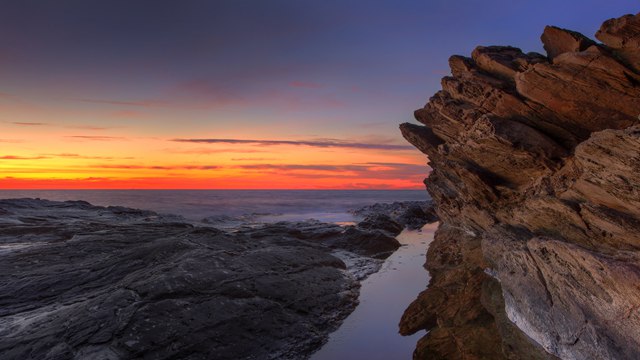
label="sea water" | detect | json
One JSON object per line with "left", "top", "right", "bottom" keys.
{"left": 0, "top": 189, "right": 428, "bottom": 222}
{"left": 311, "top": 223, "right": 436, "bottom": 360}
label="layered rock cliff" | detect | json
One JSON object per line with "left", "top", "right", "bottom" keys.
{"left": 400, "top": 12, "right": 640, "bottom": 360}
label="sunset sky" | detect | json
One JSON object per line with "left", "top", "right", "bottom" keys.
{"left": 1, "top": 0, "right": 636, "bottom": 189}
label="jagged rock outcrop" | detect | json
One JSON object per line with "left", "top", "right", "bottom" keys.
{"left": 400, "top": 13, "right": 640, "bottom": 360}
{"left": 0, "top": 198, "right": 402, "bottom": 360}
{"left": 351, "top": 200, "right": 438, "bottom": 230}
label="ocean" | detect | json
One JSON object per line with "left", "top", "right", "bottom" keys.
{"left": 0, "top": 189, "right": 429, "bottom": 223}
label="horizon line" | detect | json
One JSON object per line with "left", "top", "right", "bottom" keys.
{"left": 0, "top": 188, "right": 426, "bottom": 191}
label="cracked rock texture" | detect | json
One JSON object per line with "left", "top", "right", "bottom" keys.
{"left": 0, "top": 198, "right": 402, "bottom": 360}
{"left": 400, "top": 12, "right": 640, "bottom": 360}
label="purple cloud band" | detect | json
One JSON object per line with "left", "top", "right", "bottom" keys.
{"left": 172, "top": 138, "right": 414, "bottom": 150}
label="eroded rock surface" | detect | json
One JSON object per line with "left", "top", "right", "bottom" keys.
{"left": 0, "top": 198, "right": 401, "bottom": 360}
{"left": 400, "top": 12, "right": 640, "bottom": 360}
{"left": 351, "top": 200, "right": 437, "bottom": 230}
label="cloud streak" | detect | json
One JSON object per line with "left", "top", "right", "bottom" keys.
{"left": 6, "top": 121, "right": 113, "bottom": 130}
{"left": 0, "top": 155, "right": 50, "bottom": 160}
{"left": 289, "top": 81, "right": 323, "bottom": 89}
{"left": 76, "top": 98, "right": 167, "bottom": 107}
{"left": 66, "top": 135, "right": 127, "bottom": 141}
{"left": 236, "top": 164, "right": 366, "bottom": 171}
{"left": 233, "top": 162, "right": 427, "bottom": 180}
{"left": 172, "top": 138, "right": 414, "bottom": 151}
{"left": 66, "top": 125, "right": 113, "bottom": 130}
{"left": 90, "top": 164, "right": 220, "bottom": 171}
{"left": 230, "top": 157, "right": 279, "bottom": 161}
{"left": 10, "top": 122, "right": 49, "bottom": 126}
{"left": 41, "top": 153, "right": 134, "bottom": 160}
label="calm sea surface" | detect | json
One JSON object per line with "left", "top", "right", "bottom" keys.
{"left": 0, "top": 189, "right": 429, "bottom": 222}
{"left": 312, "top": 223, "right": 435, "bottom": 360}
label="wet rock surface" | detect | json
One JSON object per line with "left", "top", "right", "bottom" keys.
{"left": 0, "top": 198, "right": 404, "bottom": 360}
{"left": 351, "top": 200, "right": 437, "bottom": 230}
{"left": 401, "top": 12, "right": 640, "bottom": 360}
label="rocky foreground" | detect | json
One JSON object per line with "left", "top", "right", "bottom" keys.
{"left": 401, "top": 12, "right": 640, "bottom": 360}
{"left": 0, "top": 198, "right": 427, "bottom": 360}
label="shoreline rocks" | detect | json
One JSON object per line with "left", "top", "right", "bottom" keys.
{"left": 0, "top": 198, "right": 419, "bottom": 360}
{"left": 351, "top": 200, "right": 437, "bottom": 230}
{"left": 401, "top": 12, "right": 640, "bottom": 360}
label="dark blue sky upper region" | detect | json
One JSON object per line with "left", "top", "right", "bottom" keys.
{"left": 0, "top": 1, "right": 636, "bottom": 135}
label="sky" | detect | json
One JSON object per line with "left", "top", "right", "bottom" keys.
{"left": 0, "top": 0, "right": 637, "bottom": 189}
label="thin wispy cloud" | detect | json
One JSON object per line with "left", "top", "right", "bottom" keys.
{"left": 234, "top": 162, "right": 426, "bottom": 180}
{"left": 41, "top": 153, "right": 134, "bottom": 160}
{"left": 172, "top": 138, "right": 414, "bottom": 151}
{"left": 66, "top": 125, "right": 113, "bottom": 131}
{"left": 10, "top": 122, "right": 49, "bottom": 126}
{"left": 110, "top": 110, "right": 148, "bottom": 119}
{"left": 231, "top": 157, "right": 279, "bottom": 161}
{"left": 169, "top": 147, "right": 267, "bottom": 155}
{"left": 0, "top": 155, "right": 50, "bottom": 160}
{"left": 236, "top": 164, "right": 367, "bottom": 172}
{"left": 76, "top": 98, "right": 167, "bottom": 108}
{"left": 174, "top": 79, "right": 240, "bottom": 105}
{"left": 7, "top": 121, "right": 112, "bottom": 130}
{"left": 289, "top": 81, "right": 323, "bottom": 89}
{"left": 46, "top": 153, "right": 81, "bottom": 157}
{"left": 360, "top": 162, "right": 427, "bottom": 170}
{"left": 66, "top": 135, "right": 126, "bottom": 141}
{"left": 7, "top": 121, "right": 113, "bottom": 131}
{"left": 91, "top": 164, "right": 220, "bottom": 170}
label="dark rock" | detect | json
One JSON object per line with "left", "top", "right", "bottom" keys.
{"left": 397, "top": 203, "right": 438, "bottom": 229}
{"left": 238, "top": 219, "right": 401, "bottom": 259}
{"left": 357, "top": 213, "right": 404, "bottom": 236}
{"left": 351, "top": 200, "right": 438, "bottom": 230}
{"left": 0, "top": 199, "right": 393, "bottom": 360}
{"left": 338, "top": 226, "right": 401, "bottom": 259}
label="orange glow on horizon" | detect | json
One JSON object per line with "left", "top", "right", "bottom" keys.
{"left": 0, "top": 105, "right": 427, "bottom": 190}
{"left": 0, "top": 176, "right": 423, "bottom": 190}
{"left": 0, "top": 71, "right": 431, "bottom": 191}
{"left": 0, "top": 132, "right": 427, "bottom": 190}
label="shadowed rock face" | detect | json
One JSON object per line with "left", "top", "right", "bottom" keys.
{"left": 0, "top": 198, "right": 403, "bottom": 360}
{"left": 351, "top": 201, "right": 438, "bottom": 230}
{"left": 400, "top": 12, "right": 640, "bottom": 360}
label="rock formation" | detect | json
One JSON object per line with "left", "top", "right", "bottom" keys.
{"left": 351, "top": 200, "right": 438, "bottom": 230}
{"left": 400, "top": 12, "right": 640, "bottom": 360}
{"left": 0, "top": 198, "right": 407, "bottom": 360}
